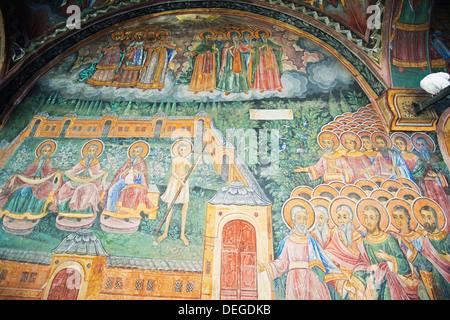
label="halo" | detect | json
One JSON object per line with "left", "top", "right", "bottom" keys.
{"left": 127, "top": 140, "right": 150, "bottom": 159}
{"left": 355, "top": 179, "right": 378, "bottom": 196}
{"left": 282, "top": 197, "right": 315, "bottom": 230}
{"left": 412, "top": 197, "right": 447, "bottom": 231}
{"left": 227, "top": 30, "right": 242, "bottom": 39}
{"left": 155, "top": 30, "right": 169, "bottom": 38}
{"left": 254, "top": 28, "right": 270, "bottom": 39}
{"left": 35, "top": 140, "right": 57, "bottom": 158}
{"left": 82, "top": 139, "right": 104, "bottom": 158}
{"left": 381, "top": 179, "right": 404, "bottom": 194}
{"left": 312, "top": 184, "right": 339, "bottom": 200}
{"left": 321, "top": 124, "right": 337, "bottom": 131}
{"left": 386, "top": 198, "right": 418, "bottom": 231}
{"left": 340, "top": 131, "right": 362, "bottom": 150}
{"left": 290, "top": 186, "right": 313, "bottom": 199}
{"left": 310, "top": 196, "right": 333, "bottom": 229}
{"left": 134, "top": 31, "right": 147, "bottom": 40}
{"left": 328, "top": 181, "right": 346, "bottom": 192}
{"left": 111, "top": 31, "right": 125, "bottom": 40}
{"left": 396, "top": 187, "right": 421, "bottom": 203}
{"left": 356, "top": 198, "right": 390, "bottom": 232}
{"left": 171, "top": 139, "right": 193, "bottom": 157}
{"left": 395, "top": 178, "right": 421, "bottom": 194}
{"left": 391, "top": 132, "right": 413, "bottom": 152}
{"left": 339, "top": 185, "right": 367, "bottom": 202}
{"left": 200, "top": 30, "right": 216, "bottom": 39}
{"left": 317, "top": 130, "right": 340, "bottom": 151}
{"left": 241, "top": 29, "right": 254, "bottom": 38}
{"left": 371, "top": 131, "right": 392, "bottom": 149}
{"left": 369, "top": 176, "right": 386, "bottom": 187}
{"left": 411, "top": 132, "right": 436, "bottom": 153}
{"left": 369, "top": 189, "right": 393, "bottom": 206}
{"left": 329, "top": 196, "right": 359, "bottom": 228}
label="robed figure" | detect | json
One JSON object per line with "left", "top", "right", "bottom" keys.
{"left": 0, "top": 141, "right": 60, "bottom": 234}
{"left": 411, "top": 134, "right": 450, "bottom": 229}
{"left": 295, "top": 131, "right": 354, "bottom": 184}
{"left": 391, "top": 0, "right": 430, "bottom": 72}
{"left": 340, "top": 132, "right": 372, "bottom": 184}
{"left": 216, "top": 31, "right": 251, "bottom": 95}
{"left": 361, "top": 132, "right": 414, "bottom": 181}
{"left": 251, "top": 29, "right": 283, "bottom": 93}
{"left": 350, "top": 200, "right": 420, "bottom": 300}
{"left": 86, "top": 31, "right": 125, "bottom": 86}
{"left": 258, "top": 199, "right": 353, "bottom": 300}
{"left": 388, "top": 199, "right": 450, "bottom": 300}
{"left": 112, "top": 31, "right": 146, "bottom": 88}
{"left": 50, "top": 140, "right": 107, "bottom": 230}
{"left": 136, "top": 30, "right": 178, "bottom": 91}
{"left": 186, "top": 31, "right": 218, "bottom": 94}
{"left": 102, "top": 141, "right": 154, "bottom": 221}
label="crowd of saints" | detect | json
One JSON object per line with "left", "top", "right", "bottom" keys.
{"left": 79, "top": 25, "right": 284, "bottom": 95}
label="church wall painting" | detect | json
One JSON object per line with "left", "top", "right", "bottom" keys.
{"left": 0, "top": 12, "right": 448, "bottom": 300}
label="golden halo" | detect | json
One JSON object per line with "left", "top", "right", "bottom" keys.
{"left": 111, "top": 31, "right": 125, "bottom": 40}
{"left": 317, "top": 130, "right": 340, "bottom": 151}
{"left": 371, "top": 131, "right": 392, "bottom": 149}
{"left": 355, "top": 179, "right": 378, "bottom": 195}
{"left": 82, "top": 139, "right": 104, "bottom": 158}
{"left": 356, "top": 198, "right": 390, "bottom": 232}
{"left": 310, "top": 196, "right": 333, "bottom": 228}
{"left": 241, "top": 29, "right": 254, "bottom": 38}
{"left": 35, "top": 140, "right": 57, "bottom": 158}
{"left": 290, "top": 186, "right": 313, "bottom": 199}
{"left": 369, "top": 175, "right": 386, "bottom": 187}
{"left": 171, "top": 139, "right": 193, "bottom": 157}
{"left": 227, "top": 30, "right": 242, "bottom": 39}
{"left": 328, "top": 180, "right": 346, "bottom": 192}
{"left": 391, "top": 132, "right": 413, "bottom": 152}
{"left": 134, "top": 31, "right": 147, "bottom": 40}
{"left": 395, "top": 178, "right": 421, "bottom": 194}
{"left": 128, "top": 140, "right": 150, "bottom": 159}
{"left": 386, "top": 198, "right": 417, "bottom": 231}
{"left": 340, "top": 131, "right": 362, "bottom": 150}
{"left": 329, "top": 196, "right": 359, "bottom": 228}
{"left": 381, "top": 179, "right": 404, "bottom": 194}
{"left": 339, "top": 185, "right": 367, "bottom": 202}
{"left": 411, "top": 132, "right": 436, "bottom": 153}
{"left": 312, "top": 184, "right": 339, "bottom": 200}
{"left": 156, "top": 30, "right": 169, "bottom": 38}
{"left": 200, "top": 30, "right": 216, "bottom": 39}
{"left": 396, "top": 187, "right": 420, "bottom": 202}
{"left": 369, "top": 188, "right": 394, "bottom": 204}
{"left": 412, "top": 197, "right": 447, "bottom": 231}
{"left": 254, "top": 28, "right": 270, "bottom": 39}
{"left": 282, "top": 197, "right": 315, "bottom": 230}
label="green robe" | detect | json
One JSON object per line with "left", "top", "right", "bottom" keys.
{"left": 353, "top": 233, "right": 413, "bottom": 300}
{"left": 216, "top": 41, "right": 250, "bottom": 93}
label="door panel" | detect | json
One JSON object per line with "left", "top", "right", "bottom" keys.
{"left": 220, "top": 220, "right": 257, "bottom": 300}
{"left": 47, "top": 268, "right": 81, "bottom": 300}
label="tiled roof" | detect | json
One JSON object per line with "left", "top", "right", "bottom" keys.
{"left": 0, "top": 248, "right": 53, "bottom": 265}
{"left": 52, "top": 228, "right": 109, "bottom": 257}
{"left": 208, "top": 180, "right": 271, "bottom": 206}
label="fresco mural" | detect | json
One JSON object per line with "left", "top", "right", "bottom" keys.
{"left": 0, "top": 11, "right": 448, "bottom": 301}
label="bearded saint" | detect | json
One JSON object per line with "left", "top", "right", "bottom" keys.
{"left": 50, "top": 144, "right": 107, "bottom": 217}
{"left": 259, "top": 205, "right": 352, "bottom": 300}
{"left": 295, "top": 132, "right": 354, "bottom": 184}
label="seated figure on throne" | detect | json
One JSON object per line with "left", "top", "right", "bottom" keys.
{"left": 0, "top": 140, "right": 60, "bottom": 235}
{"left": 101, "top": 141, "right": 157, "bottom": 233}
{"left": 50, "top": 139, "right": 108, "bottom": 231}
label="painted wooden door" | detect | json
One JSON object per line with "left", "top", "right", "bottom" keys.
{"left": 220, "top": 220, "right": 257, "bottom": 300}
{"left": 47, "top": 268, "right": 81, "bottom": 300}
